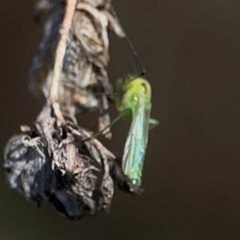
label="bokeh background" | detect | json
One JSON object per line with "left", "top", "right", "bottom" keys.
{"left": 1, "top": 1, "right": 240, "bottom": 239}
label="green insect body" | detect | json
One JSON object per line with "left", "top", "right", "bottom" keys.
{"left": 117, "top": 77, "right": 158, "bottom": 193}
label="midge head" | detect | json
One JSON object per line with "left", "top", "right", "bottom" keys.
{"left": 123, "top": 77, "right": 152, "bottom": 100}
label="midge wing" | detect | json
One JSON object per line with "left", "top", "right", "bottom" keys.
{"left": 122, "top": 96, "right": 151, "bottom": 190}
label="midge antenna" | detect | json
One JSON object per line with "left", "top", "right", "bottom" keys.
{"left": 110, "top": 5, "right": 146, "bottom": 78}
{"left": 125, "top": 35, "right": 146, "bottom": 78}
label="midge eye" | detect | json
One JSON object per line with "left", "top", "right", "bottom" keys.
{"left": 141, "top": 82, "right": 148, "bottom": 93}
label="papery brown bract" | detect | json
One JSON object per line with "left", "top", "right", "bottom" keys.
{"left": 31, "top": 0, "right": 125, "bottom": 137}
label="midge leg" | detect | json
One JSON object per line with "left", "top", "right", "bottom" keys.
{"left": 115, "top": 94, "right": 123, "bottom": 112}
{"left": 149, "top": 118, "right": 159, "bottom": 130}
{"left": 84, "top": 109, "right": 130, "bottom": 141}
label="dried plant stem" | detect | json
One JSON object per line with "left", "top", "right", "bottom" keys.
{"left": 49, "top": 0, "right": 76, "bottom": 103}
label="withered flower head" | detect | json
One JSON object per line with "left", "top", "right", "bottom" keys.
{"left": 4, "top": 102, "right": 127, "bottom": 219}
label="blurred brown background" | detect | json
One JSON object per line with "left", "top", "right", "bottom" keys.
{"left": 1, "top": 1, "right": 240, "bottom": 239}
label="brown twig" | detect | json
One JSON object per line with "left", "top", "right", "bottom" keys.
{"left": 49, "top": 0, "right": 77, "bottom": 103}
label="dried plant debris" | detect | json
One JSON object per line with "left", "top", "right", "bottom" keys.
{"left": 4, "top": 102, "right": 128, "bottom": 219}
{"left": 3, "top": 0, "right": 131, "bottom": 220}
{"left": 30, "top": 0, "right": 125, "bottom": 136}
